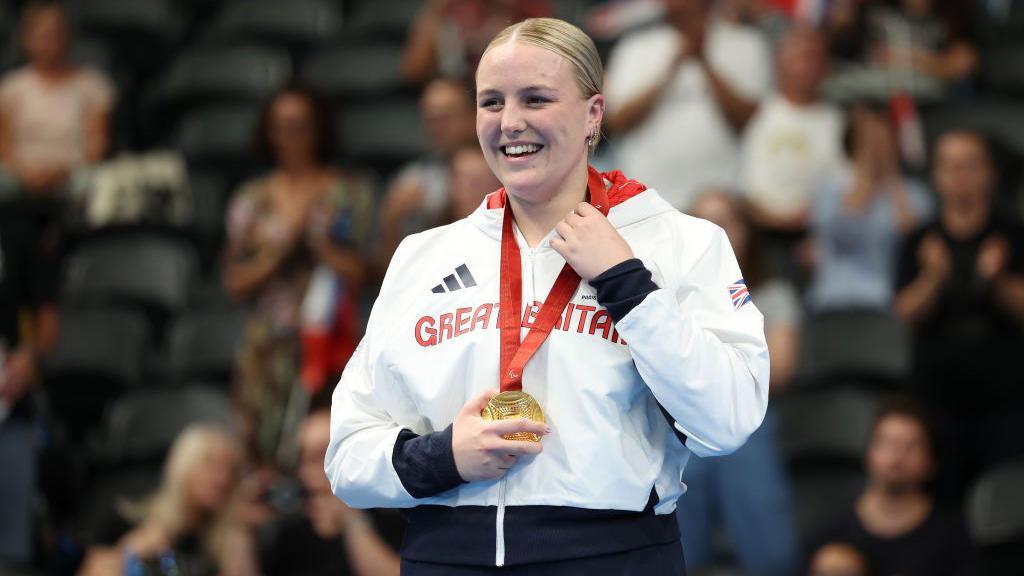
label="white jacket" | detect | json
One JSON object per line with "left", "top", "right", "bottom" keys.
{"left": 326, "top": 173, "right": 770, "bottom": 566}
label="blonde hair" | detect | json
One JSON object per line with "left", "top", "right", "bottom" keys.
{"left": 120, "top": 424, "right": 243, "bottom": 566}
{"left": 482, "top": 17, "right": 604, "bottom": 149}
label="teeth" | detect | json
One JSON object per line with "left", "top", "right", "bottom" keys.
{"left": 504, "top": 144, "right": 541, "bottom": 156}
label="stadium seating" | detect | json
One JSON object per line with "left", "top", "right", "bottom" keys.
{"left": 301, "top": 42, "right": 406, "bottom": 99}
{"left": 345, "top": 0, "right": 421, "bottom": 41}
{"left": 339, "top": 97, "right": 426, "bottom": 175}
{"left": 795, "top": 310, "right": 911, "bottom": 389}
{"left": 983, "top": 45, "right": 1024, "bottom": 97}
{"left": 167, "top": 308, "right": 246, "bottom": 384}
{"left": 967, "top": 459, "right": 1024, "bottom": 573}
{"left": 100, "top": 386, "right": 234, "bottom": 465}
{"left": 43, "top": 307, "right": 151, "bottom": 440}
{"left": 206, "top": 0, "right": 342, "bottom": 50}
{"left": 62, "top": 231, "right": 199, "bottom": 321}
{"left": 153, "top": 45, "right": 292, "bottom": 109}
{"left": 922, "top": 100, "right": 1024, "bottom": 159}
{"left": 174, "top": 103, "right": 261, "bottom": 178}
{"left": 778, "top": 386, "right": 880, "bottom": 465}
{"left": 71, "top": 0, "right": 182, "bottom": 72}
{"left": 778, "top": 386, "right": 878, "bottom": 539}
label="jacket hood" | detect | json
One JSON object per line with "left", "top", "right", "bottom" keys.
{"left": 467, "top": 166, "right": 678, "bottom": 243}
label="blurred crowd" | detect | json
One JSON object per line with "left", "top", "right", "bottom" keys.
{"left": 0, "top": 0, "right": 1022, "bottom": 575}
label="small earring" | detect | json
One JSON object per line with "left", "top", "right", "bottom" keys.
{"left": 586, "top": 127, "right": 598, "bottom": 149}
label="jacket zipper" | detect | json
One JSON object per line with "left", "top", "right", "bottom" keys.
{"left": 495, "top": 475, "right": 507, "bottom": 566}
{"left": 495, "top": 244, "right": 538, "bottom": 566}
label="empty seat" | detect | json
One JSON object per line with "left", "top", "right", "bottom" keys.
{"left": 778, "top": 386, "right": 880, "bottom": 465}
{"left": 796, "top": 310, "right": 910, "bottom": 387}
{"left": 210, "top": 0, "right": 341, "bottom": 47}
{"left": 968, "top": 459, "right": 1024, "bottom": 544}
{"left": 63, "top": 232, "right": 199, "bottom": 317}
{"left": 102, "top": 386, "right": 234, "bottom": 465}
{"left": 340, "top": 98, "right": 425, "bottom": 172}
{"left": 983, "top": 45, "right": 1024, "bottom": 96}
{"left": 175, "top": 104, "right": 261, "bottom": 177}
{"left": 67, "top": 37, "right": 116, "bottom": 74}
{"left": 791, "top": 466, "right": 866, "bottom": 540}
{"left": 922, "top": 100, "right": 1024, "bottom": 158}
{"left": 73, "top": 0, "right": 181, "bottom": 70}
{"left": 43, "top": 307, "right": 151, "bottom": 440}
{"left": 967, "top": 459, "right": 1024, "bottom": 573}
{"left": 77, "top": 466, "right": 162, "bottom": 546}
{"left": 154, "top": 45, "right": 291, "bottom": 108}
{"left": 346, "top": 0, "right": 421, "bottom": 40}
{"left": 46, "top": 308, "right": 151, "bottom": 388}
{"left": 301, "top": 43, "right": 405, "bottom": 98}
{"left": 168, "top": 308, "right": 246, "bottom": 382}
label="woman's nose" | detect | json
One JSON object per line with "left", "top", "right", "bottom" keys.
{"left": 500, "top": 104, "right": 527, "bottom": 136}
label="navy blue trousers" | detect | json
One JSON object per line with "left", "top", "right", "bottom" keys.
{"left": 400, "top": 541, "right": 686, "bottom": 575}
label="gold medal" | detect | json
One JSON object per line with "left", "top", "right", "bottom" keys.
{"left": 480, "top": 391, "right": 546, "bottom": 442}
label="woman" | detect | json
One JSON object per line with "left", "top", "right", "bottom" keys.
{"left": 78, "top": 425, "right": 257, "bottom": 575}
{"left": 326, "top": 18, "right": 769, "bottom": 574}
{"left": 0, "top": 0, "right": 114, "bottom": 197}
{"left": 224, "top": 87, "right": 373, "bottom": 464}
{"left": 683, "top": 190, "right": 800, "bottom": 576}
{"left": 807, "top": 103, "right": 931, "bottom": 312}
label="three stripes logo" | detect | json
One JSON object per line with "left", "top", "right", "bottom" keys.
{"left": 431, "top": 264, "right": 478, "bottom": 294}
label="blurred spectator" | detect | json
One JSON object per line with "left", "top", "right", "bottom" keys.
{"left": 260, "top": 410, "right": 403, "bottom": 576}
{"left": 0, "top": 0, "right": 114, "bottom": 198}
{"left": 401, "top": 0, "right": 551, "bottom": 85}
{"left": 893, "top": 130, "right": 1024, "bottom": 500}
{"left": 809, "top": 398, "right": 974, "bottom": 576}
{"left": 716, "top": 0, "right": 792, "bottom": 49}
{"left": 680, "top": 191, "right": 799, "bottom": 576}
{"left": 0, "top": 204, "right": 58, "bottom": 568}
{"left": 867, "top": 0, "right": 978, "bottom": 85}
{"left": 224, "top": 88, "right": 374, "bottom": 465}
{"left": 807, "top": 104, "right": 932, "bottom": 312}
{"left": 808, "top": 541, "right": 875, "bottom": 576}
{"left": 78, "top": 425, "right": 258, "bottom": 575}
{"left": 740, "top": 25, "right": 844, "bottom": 233}
{"left": 823, "top": 0, "right": 870, "bottom": 63}
{"left": 604, "top": 0, "right": 773, "bottom": 210}
{"left": 437, "top": 144, "right": 501, "bottom": 226}
{"left": 376, "top": 78, "right": 475, "bottom": 271}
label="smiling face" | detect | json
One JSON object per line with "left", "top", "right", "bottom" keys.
{"left": 475, "top": 40, "right": 603, "bottom": 206}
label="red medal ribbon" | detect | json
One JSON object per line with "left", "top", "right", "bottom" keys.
{"left": 495, "top": 166, "right": 645, "bottom": 391}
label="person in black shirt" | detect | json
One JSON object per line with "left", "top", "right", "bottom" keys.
{"left": 893, "top": 130, "right": 1024, "bottom": 500}
{"left": 0, "top": 203, "right": 58, "bottom": 567}
{"left": 809, "top": 398, "right": 973, "bottom": 576}
{"left": 261, "top": 409, "right": 404, "bottom": 576}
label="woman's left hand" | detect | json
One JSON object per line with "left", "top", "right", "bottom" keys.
{"left": 551, "top": 202, "right": 634, "bottom": 281}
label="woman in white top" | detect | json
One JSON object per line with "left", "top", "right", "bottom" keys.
{"left": 327, "top": 17, "right": 770, "bottom": 574}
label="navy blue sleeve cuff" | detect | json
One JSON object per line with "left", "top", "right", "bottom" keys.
{"left": 589, "top": 258, "right": 659, "bottom": 323}
{"left": 392, "top": 423, "right": 467, "bottom": 499}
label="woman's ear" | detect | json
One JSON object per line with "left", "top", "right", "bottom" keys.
{"left": 587, "top": 93, "right": 605, "bottom": 129}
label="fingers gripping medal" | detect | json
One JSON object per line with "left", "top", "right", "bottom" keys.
{"left": 481, "top": 391, "right": 546, "bottom": 442}
{"left": 485, "top": 167, "right": 611, "bottom": 442}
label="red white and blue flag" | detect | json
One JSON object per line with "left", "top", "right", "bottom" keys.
{"left": 728, "top": 279, "right": 751, "bottom": 311}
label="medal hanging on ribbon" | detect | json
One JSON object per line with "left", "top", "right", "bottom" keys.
{"left": 480, "top": 167, "right": 611, "bottom": 441}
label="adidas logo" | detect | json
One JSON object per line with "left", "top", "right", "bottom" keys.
{"left": 431, "top": 264, "right": 477, "bottom": 293}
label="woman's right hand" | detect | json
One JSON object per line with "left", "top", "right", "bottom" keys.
{"left": 452, "top": 388, "right": 550, "bottom": 482}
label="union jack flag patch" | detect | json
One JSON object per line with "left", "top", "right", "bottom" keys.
{"left": 728, "top": 279, "right": 751, "bottom": 310}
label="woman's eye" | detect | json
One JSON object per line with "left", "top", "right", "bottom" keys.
{"left": 480, "top": 99, "right": 502, "bottom": 110}
{"left": 526, "top": 96, "right": 549, "bottom": 106}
